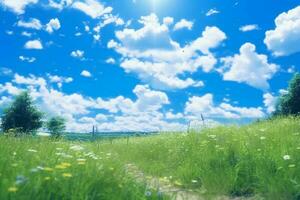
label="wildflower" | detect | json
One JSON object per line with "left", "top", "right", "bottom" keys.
{"left": 43, "top": 167, "right": 54, "bottom": 172}
{"left": 208, "top": 135, "right": 216, "bottom": 139}
{"left": 16, "top": 175, "right": 27, "bottom": 185}
{"left": 8, "top": 187, "right": 18, "bottom": 192}
{"left": 191, "top": 180, "right": 198, "bottom": 183}
{"left": 260, "top": 136, "right": 266, "bottom": 140}
{"left": 145, "top": 191, "right": 152, "bottom": 197}
{"left": 174, "top": 180, "right": 183, "bottom": 186}
{"left": 70, "top": 145, "right": 84, "bottom": 151}
{"left": 27, "top": 149, "right": 38, "bottom": 153}
{"left": 289, "top": 164, "right": 296, "bottom": 168}
{"left": 31, "top": 166, "right": 44, "bottom": 173}
{"left": 283, "top": 155, "right": 291, "bottom": 160}
{"left": 61, "top": 162, "right": 71, "bottom": 167}
{"left": 62, "top": 173, "right": 72, "bottom": 178}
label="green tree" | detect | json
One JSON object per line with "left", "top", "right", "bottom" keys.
{"left": 46, "top": 117, "right": 66, "bottom": 138}
{"left": 275, "top": 73, "right": 300, "bottom": 115}
{"left": 1, "top": 91, "right": 43, "bottom": 134}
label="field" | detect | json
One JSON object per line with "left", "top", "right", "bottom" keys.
{"left": 1, "top": 117, "right": 300, "bottom": 200}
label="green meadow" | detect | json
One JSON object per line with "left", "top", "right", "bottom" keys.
{"left": 1, "top": 117, "right": 300, "bottom": 199}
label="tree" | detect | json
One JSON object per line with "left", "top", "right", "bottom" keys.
{"left": 275, "top": 73, "right": 300, "bottom": 116}
{"left": 1, "top": 91, "right": 43, "bottom": 134}
{"left": 46, "top": 117, "right": 66, "bottom": 138}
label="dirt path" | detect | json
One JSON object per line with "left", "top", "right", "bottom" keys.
{"left": 125, "top": 164, "right": 260, "bottom": 200}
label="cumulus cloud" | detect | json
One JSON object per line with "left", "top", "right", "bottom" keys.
{"left": 110, "top": 13, "right": 226, "bottom": 90}
{"left": 263, "top": 93, "right": 277, "bottom": 114}
{"left": 174, "top": 19, "right": 193, "bottom": 31}
{"left": 185, "top": 93, "right": 265, "bottom": 119}
{"left": 45, "top": 18, "right": 61, "bottom": 33}
{"left": 106, "top": 58, "right": 116, "bottom": 64}
{"left": 80, "top": 70, "right": 92, "bottom": 77}
{"left": 47, "top": 74, "right": 73, "bottom": 88}
{"left": 0, "top": 74, "right": 185, "bottom": 132}
{"left": 72, "top": 0, "right": 112, "bottom": 19}
{"left": 48, "top": 0, "right": 73, "bottom": 10}
{"left": 24, "top": 39, "right": 43, "bottom": 50}
{"left": 221, "top": 43, "right": 279, "bottom": 90}
{"left": 239, "top": 24, "right": 259, "bottom": 32}
{"left": 17, "top": 18, "right": 42, "bottom": 30}
{"left": 0, "top": 0, "right": 38, "bottom": 14}
{"left": 264, "top": 6, "right": 300, "bottom": 56}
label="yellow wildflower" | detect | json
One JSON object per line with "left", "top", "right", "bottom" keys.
{"left": 174, "top": 180, "right": 183, "bottom": 186}
{"left": 62, "top": 173, "right": 72, "bottom": 178}
{"left": 8, "top": 187, "right": 18, "bottom": 192}
{"left": 43, "top": 167, "right": 54, "bottom": 172}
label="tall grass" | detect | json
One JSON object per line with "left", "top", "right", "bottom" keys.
{"left": 102, "top": 117, "right": 300, "bottom": 199}
{"left": 0, "top": 137, "right": 167, "bottom": 200}
{"left": 1, "top": 117, "right": 300, "bottom": 199}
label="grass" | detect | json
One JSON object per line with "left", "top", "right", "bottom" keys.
{"left": 0, "top": 137, "right": 167, "bottom": 200}
{"left": 1, "top": 117, "right": 300, "bottom": 199}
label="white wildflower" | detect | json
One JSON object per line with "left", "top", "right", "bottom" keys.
{"left": 283, "top": 155, "right": 291, "bottom": 160}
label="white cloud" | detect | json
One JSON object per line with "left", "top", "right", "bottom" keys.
{"left": 106, "top": 57, "right": 115, "bottom": 64}
{"left": 45, "top": 18, "right": 61, "bottom": 33}
{"left": 221, "top": 43, "right": 279, "bottom": 90}
{"left": 174, "top": 19, "right": 193, "bottom": 31}
{"left": 185, "top": 93, "right": 265, "bottom": 119}
{"left": 19, "top": 56, "right": 36, "bottom": 63}
{"left": 165, "top": 112, "right": 183, "bottom": 120}
{"left": 71, "top": 50, "right": 84, "bottom": 58}
{"left": 47, "top": 74, "right": 73, "bottom": 88}
{"left": 13, "top": 74, "right": 46, "bottom": 86}
{"left": 0, "top": 0, "right": 38, "bottom": 14}
{"left": 264, "top": 6, "right": 300, "bottom": 56}
{"left": 0, "top": 82, "right": 22, "bottom": 95}
{"left": 0, "top": 67, "right": 13, "bottom": 76}
{"left": 80, "top": 70, "right": 92, "bottom": 77}
{"left": 72, "top": 0, "right": 112, "bottom": 19}
{"left": 206, "top": 8, "right": 219, "bottom": 16}
{"left": 239, "top": 24, "right": 259, "bottom": 32}
{"left": 263, "top": 93, "right": 277, "bottom": 114}
{"left": 24, "top": 39, "right": 43, "bottom": 50}
{"left": 0, "top": 74, "right": 186, "bottom": 132}
{"left": 111, "top": 13, "right": 226, "bottom": 90}
{"left": 163, "top": 17, "right": 174, "bottom": 26}
{"left": 48, "top": 0, "right": 73, "bottom": 10}
{"left": 21, "top": 31, "right": 32, "bottom": 37}
{"left": 17, "top": 18, "right": 42, "bottom": 30}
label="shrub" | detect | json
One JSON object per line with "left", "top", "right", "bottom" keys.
{"left": 46, "top": 116, "right": 66, "bottom": 138}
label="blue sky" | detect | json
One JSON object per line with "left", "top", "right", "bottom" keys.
{"left": 0, "top": 0, "right": 299, "bottom": 132}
